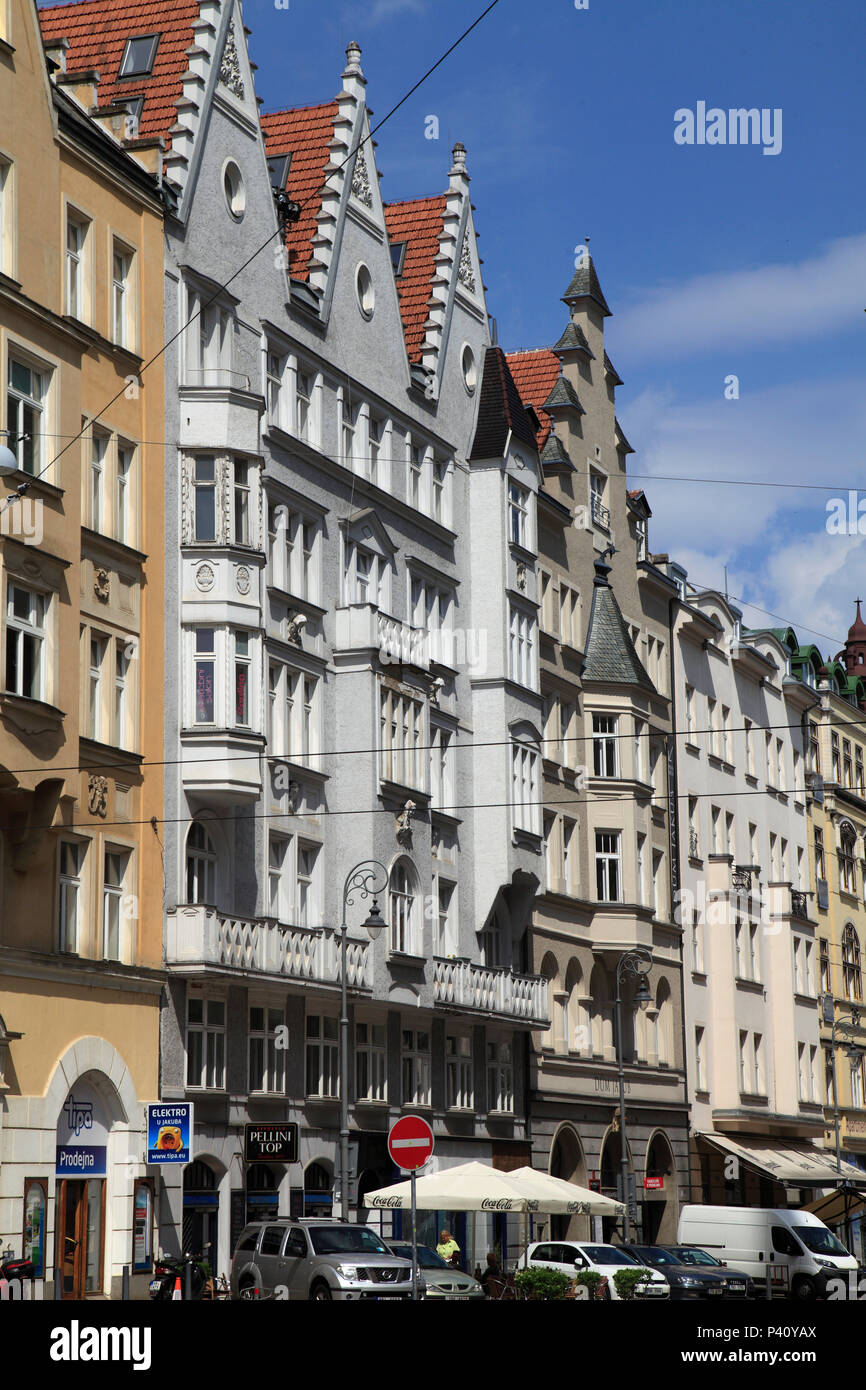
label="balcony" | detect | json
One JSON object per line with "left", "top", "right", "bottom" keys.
{"left": 590, "top": 494, "right": 610, "bottom": 529}
{"left": 432, "top": 957, "right": 549, "bottom": 1027}
{"left": 334, "top": 604, "right": 429, "bottom": 671}
{"left": 165, "top": 904, "right": 371, "bottom": 989}
{"left": 178, "top": 371, "right": 263, "bottom": 455}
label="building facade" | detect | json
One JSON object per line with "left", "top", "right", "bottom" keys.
{"left": 0, "top": 0, "right": 165, "bottom": 1297}
{"left": 508, "top": 256, "right": 689, "bottom": 1242}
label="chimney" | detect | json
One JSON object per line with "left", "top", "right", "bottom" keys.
{"left": 43, "top": 36, "right": 69, "bottom": 74}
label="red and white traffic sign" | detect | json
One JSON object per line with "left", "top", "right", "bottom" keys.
{"left": 388, "top": 1115, "right": 434, "bottom": 1171}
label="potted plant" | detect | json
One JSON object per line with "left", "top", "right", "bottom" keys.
{"left": 612, "top": 1267, "right": 647, "bottom": 1301}
{"left": 513, "top": 1267, "right": 573, "bottom": 1301}
{"left": 572, "top": 1269, "right": 604, "bottom": 1301}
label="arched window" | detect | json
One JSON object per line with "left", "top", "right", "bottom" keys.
{"left": 186, "top": 820, "right": 217, "bottom": 904}
{"left": 843, "top": 924, "right": 862, "bottom": 1002}
{"left": 655, "top": 978, "right": 673, "bottom": 1066}
{"left": 840, "top": 824, "right": 858, "bottom": 895}
{"left": 565, "top": 959, "right": 586, "bottom": 1054}
{"left": 539, "top": 952, "right": 560, "bottom": 1050}
{"left": 389, "top": 859, "right": 418, "bottom": 955}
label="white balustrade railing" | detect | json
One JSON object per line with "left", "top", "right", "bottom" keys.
{"left": 166, "top": 905, "right": 370, "bottom": 989}
{"left": 433, "top": 957, "right": 548, "bottom": 1026}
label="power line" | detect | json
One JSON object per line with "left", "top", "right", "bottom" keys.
{"left": 1, "top": 1, "right": 501, "bottom": 511}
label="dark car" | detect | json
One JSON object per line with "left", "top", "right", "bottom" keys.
{"left": 620, "top": 1243, "right": 733, "bottom": 1300}
{"left": 666, "top": 1245, "right": 753, "bottom": 1298}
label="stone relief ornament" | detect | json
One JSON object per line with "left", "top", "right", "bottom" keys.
{"left": 94, "top": 568, "right": 110, "bottom": 602}
{"left": 88, "top": 775, "right": 109, "bottom": 817}
{"left": 219, "top": 20, "right": 245, "bottom": 99}
{"left": 458, "top": 230, "right": 476, "bottom": 294}
{"left": 235, "top": 566, "right": 251, "bottom": 596}
{"left": 396, "top": 800, "right": 416, "bottom": 847}
{"left": 351, "top": 146, "right": 373, "bottom": 208}
{"left": 516, "top": 562, "right": 527, "bottom": 592}
{"left": 195, "top": 564, "right": 215, "bottom": 592}
{"left": 286, "top": 780, "right": 300, "bottom": 815}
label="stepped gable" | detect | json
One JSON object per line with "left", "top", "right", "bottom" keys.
{"left": 261, "top": 102, "right": 339, "bottom": 281}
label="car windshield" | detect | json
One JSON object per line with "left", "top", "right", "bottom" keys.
{"left": 633, "top": 1246, "right": 680, "bottom": 1266}
{"left": 309, "top": 1227, "right": 389, "bottom": 1255}
{"left": 672, "top": 1247, "right": 720, "bottom": 1267}
{"left": 389, "top": 1244, "right": 449, "bottom": 1270}
{"left": 794, "top": 1226, "right": 850, "bottom": 1257}
{"left": 581, "top": 1245, "right": 639, "bottom": 1266}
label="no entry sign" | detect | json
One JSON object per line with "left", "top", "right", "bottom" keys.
{"left": 388, "top": 1115, "right": 434, "bottom": 1171}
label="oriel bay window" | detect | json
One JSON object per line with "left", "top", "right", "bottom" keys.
{"left": 592, "top": 714, "right": 618, "bottom": 777}
{"left": 193, "top": 455, "right": 216, "bottom": 541}
{"left": 595, "top": 831, "right": 621, "bottom": 902}
{"left": 233, "top": 460, "right": 250, "bottom": 545}
{"left": 248, "top": 1006, "right": 285, "bottom": 1094}
{"left": 194, "top": 629, "right": 215, "bottom": 724}
{"left": 510, "top": 736, "right": 541, "bottom": 836}
{"left": 189, "top": 628, "right": 260, "bottom": 731}
{"left": 186, "top": 995, "right": 226, "bottom": 1089}
{"left": 233, "top": 631, "right": 251, "bottom": 727}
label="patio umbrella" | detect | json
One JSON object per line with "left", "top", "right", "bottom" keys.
{"left": 364, "top": 1160, "right": 535, "bottom": 1212}
{"left": 507, "top": 1167, "right": 625, "bottom": 1217}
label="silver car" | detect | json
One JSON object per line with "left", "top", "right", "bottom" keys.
{"left": 385, "top": 1242, "right": 484, "bottom": 1299}
{"left": 230, "top": 1219, "right": 414, "bottom": 1301}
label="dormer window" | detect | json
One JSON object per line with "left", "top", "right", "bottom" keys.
{"left": 267, "top": 154, "right": 291, "bottom": 190}
{"left": 118, "top": 35, "right": 160, "bottom": 79}
{"left": 390, "top": 241, "right": 407, "bottom": 277}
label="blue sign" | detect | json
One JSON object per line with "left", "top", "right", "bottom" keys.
{"left": 147, "top": 1103, "right": 193, "bottom": 1164}
{"left": 56, "top": 1145, "right": 107, "bottom": 1177}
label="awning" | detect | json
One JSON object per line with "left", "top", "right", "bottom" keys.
{"left": 801, "top": 1187, "right": 866, "bottom": 1225}
{"left": 698, "top": 1132, "right": 865, "bottom": 1186}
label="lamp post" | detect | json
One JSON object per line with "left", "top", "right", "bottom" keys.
{"left": 339, "top": 860, "right": 389, "bottom": 1222}
{"left": 829, "top": 1007, "right": 864, "bottom": 1254}
{"left": 614, "top": 947, "right": 653, "bottom": 1241}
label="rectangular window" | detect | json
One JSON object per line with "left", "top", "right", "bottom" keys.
{"left": 688, "top": 797, "right": 699, "bottom": 858}
{"left": 430, "top": 725, "right": 453, "bottom": 811}
{"left": 725, "top": 812, "right": 735, "bottom": 859}
{"left": 695, "top": 1026, "right": 706, "bottom": 1091}
{"left": 711, "top": 805, "right": 721, "bottom": 855}
{"left": 102, "top": 848, "right": 129, "bottom": 960}
{"left": 446, "top": 1035, "right": 473, "bottom": 1110}
{"left": 116, "top": 444, "right": 133, "bottom": 544}
{"left": 844, "top": 739, "right": 853, "bottom": 788}
{"left": 776, "top": 738, "right": 785, "bottom": 790}
{"left": 5, "top": 584, "right": 45, "bottom": 699}
{"left": 233, "top": 459, "right": 250, "bottom": 545}
{"left": 559, "top": 583, "right": 580, "bottom": 648}
{"left": 233, "top": 631, "right": 250, "bottom": 727}
{"left": 88, "top": 635, "right": 107, "bottom": 741}
{"left": 562, "top": 817, "right": 577, "bottom": 894}
{"left": 508, "top": 480, "right": 529, "bottom": 548}
{"left": 59, "top": 840, "right": 85, "bottom": 953}
{"left": 355, "top": 1022, "right": 387, "bottom": 1102}
{"left": 589, "top": 470, "right": 608, "bottom": 527}
{"left": 539, "top": 570, "right": 556, "bottom": 635}
{"left": 368, "top": 414, "right": 384, "bottom": 486}
{"left": 114, "top": 640, "right": 129, "bottom": 748}
{"left": 592, "top": 714, "right": 618, "bottom": 777}
{"left": 815, "top": 826, "right": 826, "bottom": 879}
{"left": 89, "top": 430, "right": 107, "bottom": 532}
{"left": 685, "top": 684, "right": 695, "bottom": 741}
{"left": 739, "top": 1030, "right": 749, "bottom": 1092}
{"left": 66, "top": 213, "right": 87, "bottom": 318}
{"left": 434, "top": 876, "right": 456, "bottom": 956}
{"left": 380, "top": 686, "right": 424, "bottom": 790}
{"left": 487, "top": 1040, "right": 514, "bottom": 1113}
{"left": 409, "top": 440, "right": 424, "bottom": 511}
{"left": 636, "top": 833, "right": 646, "bottom": 905}
{"left": 431, "top": 456, "right": 449, "bottom": 524}
{"left": 295, "top": 368, "right": 312, "bottom": 441}
{"left": 595, "top": 831, "right": 621, "bottom": 902}
{"left": 707, "top": 698, "right": 718, "bottom": 757}
{"left": 342, "top": 395, "right": 359, "bottom": 472}
{"left": 193, "top": 455, "right": 216, "bottom": 542}
{"left": 266, "top": 349, "right": 285, "bottom": 426}
{"left": 820, "top": 937, "right": 831, "bottom": 993}
{"left": 248, "top": 1006, "right": 285, "bottom": 1094}
{"left": 119, "top": 34, "right": 160, "bottom": 77}
{"left": 6, "top": 358, "right": 47, "bottom": 475}
{"left": 401, "top": 1029, "right": 431, "bottom": 1106}
{"left": 296, "top": 842, "right": 318, "bottom": 928}
{"left": 744, "top": 718, "right": 754, "bottom": 775}
{"left": 268, "top": 834, "right": 291, "bottom": 920}
{"left": 508, "top": 605, "right": 535, "bottom": 688}
{"left": 194, "top": 628, "right": 215, "bottom": 724}
{"left": 810, "top": 722, "right": 821, "bottom": 775}
{"left": 511, "top": 741, "right": 540, "bottom": 835}
{"left": 112, "top": 243, "right": 131, "bottom": 347}
{"left": 306, "top": 1015, "right": 339, "bottom": 1098}
{"left": 186, "top": 996, "right": 225, "bottom": 1089}
{"left": 0, "top": 160, "right": 12, "bottom": 278}
{"left": 832, "top": 732, "right": 841, "bottom": 782}
{"left": 721, "top": 706, "right": 731, "bottom": 761}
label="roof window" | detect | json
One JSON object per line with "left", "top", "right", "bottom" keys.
{"left": 118, "top": 34, "right": 160, "bottom": 79}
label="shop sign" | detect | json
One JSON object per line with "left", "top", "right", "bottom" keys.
{"left": 56, "top": 1084, "right": 108, "bottom": 1177}
{"left": 146, "top": 1103, "right": 193, "bottom": 1164}
{"left": 643, "top": 1176, "right": 664, "bottom": 1190}
{"left": 243, "top": 1122, "right": 298, "bottom": 1163}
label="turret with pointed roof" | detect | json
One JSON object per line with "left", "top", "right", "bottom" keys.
{"left": 582, "top": 557, "right": 656, "bottom": 692}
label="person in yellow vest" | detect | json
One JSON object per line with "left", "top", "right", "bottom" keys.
{"left": 436, "top": 1229, "right": 460, "bottom": 1266}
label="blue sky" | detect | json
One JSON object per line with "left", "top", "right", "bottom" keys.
{"left": 45, "top": 0, "right": 866, "bottom": 651}
{"left": 240, "top": 0, "right": 865, "bottom": 653}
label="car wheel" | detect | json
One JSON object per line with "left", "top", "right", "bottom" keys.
{"left": 792, "top": 1276, "right": 817, "bottom": 1301}
{"left": 311, "top": 1280, "right": 333, "bottom": 1301}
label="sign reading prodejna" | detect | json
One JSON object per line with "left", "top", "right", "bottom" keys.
{"left": 146, "top": 1103, "right": 193, "bottom": 1164}
{"left": 244, "top": 1122, "right": 298, "bottom": 1163}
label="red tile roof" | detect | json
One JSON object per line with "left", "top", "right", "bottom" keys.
{"left": 38, "top": 0, "right": 201, "bottom": 149}
{"left": 505, "top": 348, "right": 561, "bottom": 448}
{"left": 383, "top": 194, "right": 446, "bottom": 362}
{"left": 261, "top": 103, "right": 338, "bottom": 283}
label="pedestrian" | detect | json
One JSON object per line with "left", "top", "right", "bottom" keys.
{"left": 480, "top": 1251, "right": 503, "bottom": 1296}
{"left": 436, "top": 1228, "right": 460, "bottom": 1266}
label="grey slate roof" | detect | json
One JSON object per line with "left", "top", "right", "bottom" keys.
{"left": 553, "top": 322, "right": 595, "bottom": 358}
{"left": 543, "top": 374, "right": 586, "bottom": 415}
{"left": 615, "top": 418, "right": 634, "bottom": 454}
{"left": 468, "top": 346, "right": 540, "bottom": 460}
{"left": 582, "top": 559, "right": 657, "bottom": 692}
{"left": 561, "top": 254, "right": 612, "bottom": 316}
{"left": 540, "top": 432, "right": 574, "bottom": 469}
{"left": 604, "top": 351, "right": 623, "bottom": 385}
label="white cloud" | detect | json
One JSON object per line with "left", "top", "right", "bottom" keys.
{"left": 366, "top": 0, "right": 426, "bottom": 23}
{"left": 615, "top": 234, "right": 866, "bottom": 362}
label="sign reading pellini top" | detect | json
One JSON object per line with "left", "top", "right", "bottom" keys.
{"left": 146, "top": 1103, "right": 194, "bottom": 1164}
{"left": 56, "top": 1083, "right": 108, "bottom": 1177}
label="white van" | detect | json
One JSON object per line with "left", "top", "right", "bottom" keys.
{"left": 678, "top": 1204, "right": 857, "bottom": 1300}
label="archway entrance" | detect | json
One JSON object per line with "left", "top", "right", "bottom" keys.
{"left": 549, "top": 1126, "right": 588, "bottom": 1240}
{"left": 304, "top": 1161, "right": 333, "bottom": 1217}
{"left": 54, "top": 1077, "right": 111, "bottom": 1299}
{"left": 246, "top": 1164, "right": 281, "bottom": 1222}
{"left": 642, "top": 1132, "right": 678, "bottom": 1242}
{"left": 600, "top": 1129, "right": 631, "bottom": 1241}
{"left": 183, "top": 1160, "right": 220, "bottom": 1273}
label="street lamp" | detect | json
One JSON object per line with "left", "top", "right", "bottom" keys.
{"left": 339, "top": 860, "right": 389, "bottom": 1222}
{"left": 615, "top": 947, "right": 653, "bottom": 1241}
{"left": 828, "top": 1006, "right": 864, "bottom": 1255}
